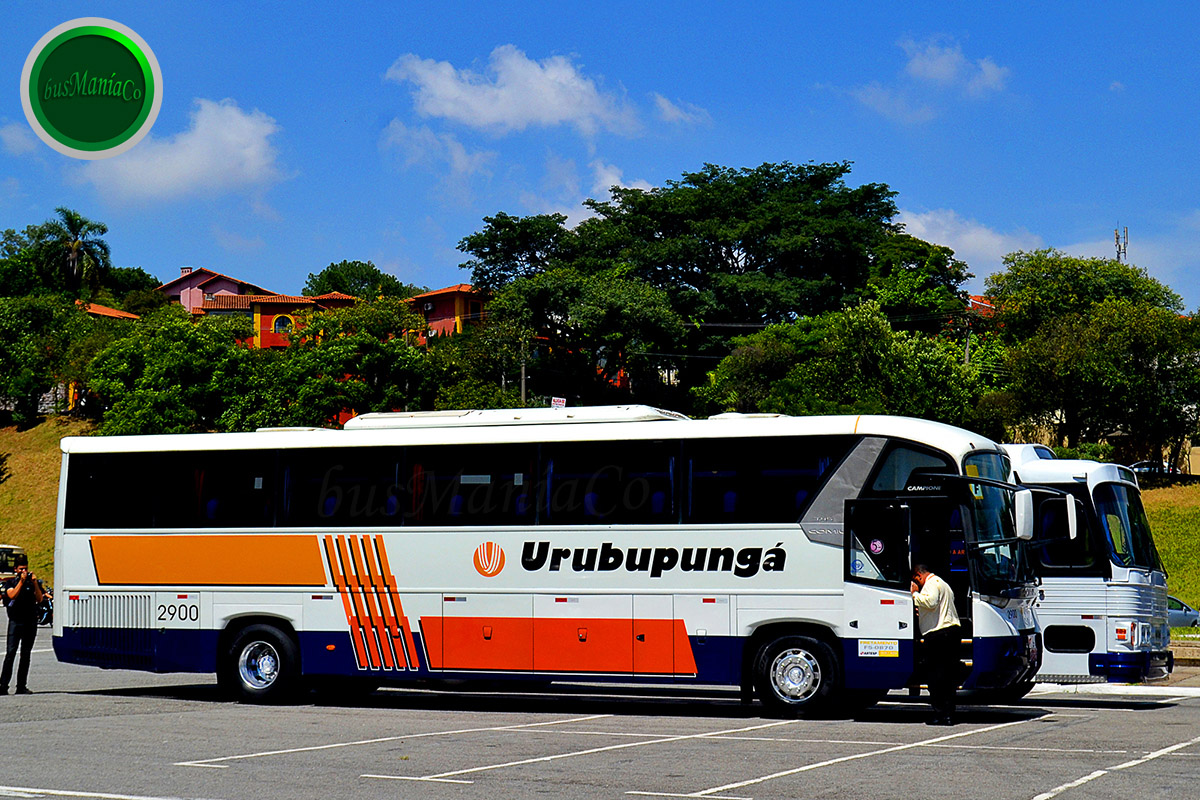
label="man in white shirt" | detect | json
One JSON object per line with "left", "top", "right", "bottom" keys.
{"left": 911, "top": 563, "right": 961, "bottom": 725}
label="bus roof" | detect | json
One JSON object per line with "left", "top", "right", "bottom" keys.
{"left": 60, "top": 408, "right": 999, "bottom": 460}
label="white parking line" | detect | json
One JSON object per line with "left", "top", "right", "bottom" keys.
{"left": 0, "top": 786, "right": 223, "bottom": 800}
{"left": 363, "top": 720, "right": 796, "bottom": 785}
{"left": 629, "top": 717, "right": 1042, "bottom": 798}
{"left": 1030, "top": 733, "right": 1200, "bottom": 800}
{"left": 174, "top": 713, "right": 610, "bottom": 767}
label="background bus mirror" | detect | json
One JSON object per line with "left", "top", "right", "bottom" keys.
{"left": 1066, "top": 496, "right": 1078, "bottom": 540}
{"left": 1015, "top": 489, "right": 1034, "bottom": 540}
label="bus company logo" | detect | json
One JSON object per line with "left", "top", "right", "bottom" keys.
{"left": 473, "top": 542, "right": 506, "bottom": 577}
{"left": 21, "top": 18, "right": 163, "bottom": 159}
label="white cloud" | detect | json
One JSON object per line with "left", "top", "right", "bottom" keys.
{"left": 851, "top": 84, "right": 936, "bottom": 125}
{"left": 78, "top": 98, "right": 283, "bottom": 203}
{"left": 1110, "top": 81, "right": 1126, "bottom": 92}
{"left": 0, "top": 123, "right": 38, "bottom": 156}
{"left": 652, "top": 93, "right": 711, "bottom": 125}
{"left": 590, "top": 159, "right": 653, "bottom": 196}
{"left": 898, "top": 208, "right": 1043, "bottom": 288}
{"left": 380, "top": 120, "right": 495, "bottom": 177}
{"left": 385, "top": 45, "right": 638, "bottom": 136}
{"left": 855, "top": 38, "right": 1010, "bottom": 123}
{"left": 901, "top": 38, "right": 1010, "bottom": 95}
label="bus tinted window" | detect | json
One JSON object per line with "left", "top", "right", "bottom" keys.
{"left": 406, "top": 444, "right": 537, "bottom": 526}
{"left": 66, "top": 452, "right": 274, "bottom": 529}
{"left": 280, "top": 448, "right": 403, "bottom": 527}
{"left": 871, "top": 446, "right": 953, "bottom": 492}
{"left": 686, "top": 436, "right": 855, "bottom": 524}
{"left": 543, "top": 441, "right": 676, "bottom": 524}
{"left": 544, "top": 438, "right": 676, "bottom": 525}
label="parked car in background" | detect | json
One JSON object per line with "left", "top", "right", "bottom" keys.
{"left": 1131, "top": 461, "right": 1178, "bottom": 474}
{"left": 1168, "top": 596, "right": 1200, "bottom": 628}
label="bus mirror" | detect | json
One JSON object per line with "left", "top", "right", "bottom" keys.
{"left": 1066, "top": 497, "right": 1078, "bottom": 540}
{"left": 1015, "top": 490, "right": 1034, "bottom": 541}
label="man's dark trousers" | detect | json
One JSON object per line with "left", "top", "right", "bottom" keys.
{"left": 924, "top": 624, "right": 962, "bottom": 719}
{"left": 1, "top": 619, "right": 37, "bottom": 691}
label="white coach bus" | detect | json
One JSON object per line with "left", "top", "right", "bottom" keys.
{"left": 54, "top": 407, "right": 1042, "bottom": 713}
{"left": 1004, "top": 445, "right": 1171, "bottom": 684}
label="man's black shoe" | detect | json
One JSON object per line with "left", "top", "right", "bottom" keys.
{"left": 926, "top": 716, "right": 954, "bottom": 726}
{"left": 14, "top": 687, "right": 31, "bottom": 695}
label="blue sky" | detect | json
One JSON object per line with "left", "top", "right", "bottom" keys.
{"left": 3, "top": 2, "right": 1199, "bottom": 309}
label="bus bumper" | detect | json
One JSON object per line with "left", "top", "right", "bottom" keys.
{"left": 1089, "top": 649, "right": 1173, "bottom": 683}
{"left": 964, "top": 630, "right": 1041, "bottom": 689}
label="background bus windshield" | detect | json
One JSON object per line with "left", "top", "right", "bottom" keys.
{"left": 1094, "top": 483, "right": 1163, "bottom": 571}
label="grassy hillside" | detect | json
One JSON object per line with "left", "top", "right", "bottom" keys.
{"left": 1143, "top": 482, "right": 1200, "bottom": 610}
{"left": 0, "top": 417, "right": 92, "bottom": 584}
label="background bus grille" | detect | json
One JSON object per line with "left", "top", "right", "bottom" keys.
{"left": 69, "top": 594, "right": 154, "bottom": 629}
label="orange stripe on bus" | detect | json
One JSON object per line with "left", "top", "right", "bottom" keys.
{"left": 341, "top": 536, "right": 382, "bottom": 669}
{"left": 374, "top": 534, "right": 420, "bottom": 669}
{"left": 363, "top": 538, "right": 406, "bottom": 669}
{"left": 324, "top": 535, "right": 366, "bottom": 669}
{"left": 91, "top": 535, "right": 325, "bottom": 586}
{"left": 355, "top": 538, "right": 396, "bottom": 670}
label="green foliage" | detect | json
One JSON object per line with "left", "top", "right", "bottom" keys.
{"left": 985, "top": 249, "right": 1182, "bottom": 340}
{"left": 104, "top": 266, "right": 159, "bottom": 297}
{"left": 1052, "top": 442, "right": 1115, "bottom": 462}
{"left": 87, "top": 306, "right": 254, "bottom": 435}
{"left": 458, "top": 212, "right": 570, "bottom": 292}
{"left": 218, "top": 299, "right": 432, "bottom": 430}
{"left": 868, "top": 233, "right": 970, "bottom": 330}
{"left": 1005, "top": 299, "right": 1200, "bottom": 454}
{"left": 30, "top": 207, "right": 112, "bottom": 296}
{"left": 302, "top": 260, "right": 423, "bottom": 299}
{"left": 695, "top": 302, "right": 983, "bottom": 428}
{"left": 488, "top": 267, "right": 685, "bottom": 404}
{"left": 1144, "top": 485, "right": 1200, "bottom": 610}
{"left": 0, "top": 295, "right": 90, "bottom": 426}
{"left": 119, "top": 288, "right": 170, "bottom": 316}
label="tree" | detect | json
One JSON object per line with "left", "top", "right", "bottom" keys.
{"left": 302, "top": 260, "right": 422, "bottom": 299}
{"left": 87, "top": 306, "right": 253, "bottom": 435}
{"left": 1005, "top": 299, "right": 1200, "bottom": 455}
{"left": 457, "top": 212, "right": 570, "bottom": 292}
{"left": 0, "top": 295, "right": 91, "bottom": 426}
{"left": 218, "top": 299, "right": 433, "bottom": 430}
{"left": 695, "top": 302, "right": 983, "bottom": 428}
{"left": 985, "top": 249, "right": 1182, "bottom": 340}
{"left": 487, "top": 267, "right": 685, "bottom": 405}
{"left": 32, "top": 207, "right": 112, "bottom": 295}
{"left": 868, "top": 234, "right": 970, "bottom": 331}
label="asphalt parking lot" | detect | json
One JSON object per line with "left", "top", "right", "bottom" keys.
{"left": 1, "top": 638, "right": 1199, "bottom": 800}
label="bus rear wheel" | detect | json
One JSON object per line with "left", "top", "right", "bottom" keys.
{"left": 224, "top": 624, "right": 300, "bottom": 704}
{"left": 753, "top": 635, "right": 839, "bottom": 716}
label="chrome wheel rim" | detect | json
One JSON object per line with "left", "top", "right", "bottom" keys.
{"left": 238, "top": 641, "right": 280, "bottom": 690}
{"left": 770, "top": 647, "right": 821, "bottom": 703}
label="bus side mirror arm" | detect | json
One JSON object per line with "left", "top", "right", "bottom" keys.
{"left": 1015, "top": 489, "right": 1034, "bottom": 541}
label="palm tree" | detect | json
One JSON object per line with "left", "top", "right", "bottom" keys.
{"left": 35, "top": 207, "right": 112, "bottom": 295}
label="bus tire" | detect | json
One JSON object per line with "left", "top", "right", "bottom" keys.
{"left": 225, "top": 624, "right": 301, "bottom": 704}
{"left": 753, "top": 635, "right": 839, "bottom": 716}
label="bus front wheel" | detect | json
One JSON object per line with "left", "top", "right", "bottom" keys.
{"left": 224, "top": 624, "right": 300, "bottom": 704}
{"left": 753, "top": 635, "right": 839, "bottom": 716}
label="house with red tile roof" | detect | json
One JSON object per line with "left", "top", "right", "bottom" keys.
{"left": 75, "top": 299, "right": 139, "bottom": 321}
{"left": 407, "top": 284, "right": 485, "bottom": 342}
{"left": 157, "top": 266, "right": 275, "bottom": 314}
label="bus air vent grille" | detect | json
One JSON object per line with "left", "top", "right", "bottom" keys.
{"left": 69, "top": 593, "right": 155, "bottom": 629}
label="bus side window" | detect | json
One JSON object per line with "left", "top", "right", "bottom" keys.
{"left": 407, "top": 444, "right": 537, "bottom": 526}
{"left": 543, "top": 440, "right": 676, "bottom": 525}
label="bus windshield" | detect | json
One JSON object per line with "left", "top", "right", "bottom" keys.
{"left": 1094, "top": 482, "right": 1163, "bottom": 571}
{"left": 963, "top": 452, "right": 1033, "bottom": 592}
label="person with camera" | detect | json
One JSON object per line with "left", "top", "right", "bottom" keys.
{"left": 2, "top": 554, "right": 45, "bottom": 695}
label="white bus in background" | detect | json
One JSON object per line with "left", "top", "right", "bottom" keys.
{"left": 1004, "top": 444, "right": 1171, "bottom": 684}
{"left": 53, "top": 407, "right": 1043, "bottom": 714}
